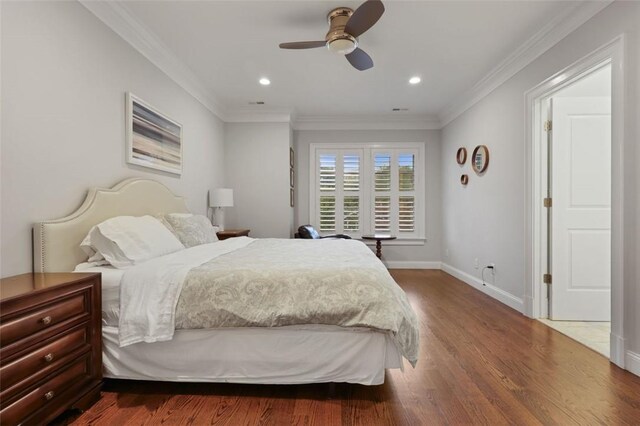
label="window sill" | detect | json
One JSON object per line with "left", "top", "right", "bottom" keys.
{"left": 359, "top": 238, "right": 426, "bottom": 247}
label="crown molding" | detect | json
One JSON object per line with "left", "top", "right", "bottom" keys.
{"left": 224, "top": 108, "right": 293, "bottom": 123}
{"left": 438, "top": 0, "right": 612, "bottom": 127}
{"left": 79, "top": 0, "right": 229, "bottom": 121}
{"left": 82, "top": 0, "right": 610, "bottom": 129}
{"left": 293, "top": 114, "right": 440, "bottom": 131}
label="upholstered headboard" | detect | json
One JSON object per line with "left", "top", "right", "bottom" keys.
{"left": 34, "top": 178, "right": 189, "bottom": 272}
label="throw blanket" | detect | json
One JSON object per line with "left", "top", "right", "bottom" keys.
{"left": 119, "top": 237, "right": 419, "bottom": 366}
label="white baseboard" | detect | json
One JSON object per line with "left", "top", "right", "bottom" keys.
{"left": 385, "top": 261, "right": 441, "bottom": 269}
{"left": 523, "top": 295, "right": 535, "bottom": 318}
{"left": 610, "top": 333, "right": 626, "bottom": 368}
{"left": 625, "top": 351, "right": 640, "bottom": 377}
{"left": 441, "top": 263, "right": 524, "bottom": 313}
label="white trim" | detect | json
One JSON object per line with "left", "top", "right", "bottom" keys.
{"left": 224, "top": 110, "right": 292, "bottom": 123}
{"left": 293, "top": 115, "right": 440, "bottom": 131}
{"left": 79, "top": 0, "right": 228, "bottom": 120}
{"left": 439, "top": 1, "right": 611, "bottom": 127}
{"left": 362, "top": 239, "right": 425, "bottom": 247}
{"left": 385, "top": 261, "right": 441, "bottom": 270}
{"left": 441, "top": 263, "right": 524, "bottom": 313}
{"left": 610, "top": 333, "right": 626, "bottom": 367}
{"left": 524, "top": 35, "right": 626, "bottom": 368}
{"left": 625, "top": 351, "right": 640, "bottom": 377}
{"left": 81, "top": 1, "right": 609, "bottom": 128}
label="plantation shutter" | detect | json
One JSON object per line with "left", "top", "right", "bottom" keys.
{"left": 398, "top": 153, "right": 415, "bottom": 233}
{"left": 319, "top": 154, "right": 337, "bottom": 232}
{"left": 312, "top": 143, "right": 423, "bottom": 240}
{"left": 372, "top": 149, "right": 420, "bottom": 237}
{"left": 374, "top": 153, "right": 391, "bottom": 233}
{"left": 317, "top": 150, "right": 362, "bottom": 234}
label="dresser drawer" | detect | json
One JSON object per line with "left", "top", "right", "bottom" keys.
{"left": 0, "top": 293, "right": 87, "bottom": 347}
{"left": 0, "top": 355, "right": 91, "bottom": 425}
{"left": 0, "top": 325, "right": 89, "bottom": 393}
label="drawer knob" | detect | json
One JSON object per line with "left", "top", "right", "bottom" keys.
{"left": 41, "top": 316, "right": 52, "bottom": 325}
{"left": 44, "top": 353, "right": 54, "bottom": 362}
{"left": 44, "top": 391, "right": 55, "bottom": 400}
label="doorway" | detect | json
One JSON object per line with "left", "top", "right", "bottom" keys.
{"left": 524, "top": 36, "right": 626, "bottom": 367}
{"left": 538, "top": 64, "right": 612, "bottom": 357}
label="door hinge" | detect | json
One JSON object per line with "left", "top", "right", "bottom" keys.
{"left": 543, "top": 197, "right": 552, "bottom": 208}
{"left": 543, "top": 273, "right": 552, "bottom": 284}
{"left": 544, "top": 120, "right": 552, "bottom": 132}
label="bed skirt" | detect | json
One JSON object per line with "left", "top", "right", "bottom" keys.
{"left": 102, "top": 325, "right": 403, "bottom": 385}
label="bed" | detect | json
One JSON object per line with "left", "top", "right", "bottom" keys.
{"left": 34, "top": 178, "right": 418, "bottom": 385}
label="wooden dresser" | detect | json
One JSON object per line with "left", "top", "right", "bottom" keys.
{"left": 0, "top": 273, "right": 102, "bottom": 425}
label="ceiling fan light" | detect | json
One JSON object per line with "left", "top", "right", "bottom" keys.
{"left": 327, "top": 37, "right": 357, "bottom": 55}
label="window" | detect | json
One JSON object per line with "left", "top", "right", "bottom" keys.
{"left": 316, "top": 150, "right": 363, "bottom": 233}
{"left": 310, "top": 143, "right": 424, "bottom": 239}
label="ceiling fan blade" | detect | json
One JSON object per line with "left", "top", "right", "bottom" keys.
{"left": 279, "top": 41, "right": 326, "bottom": 49}
{"left": 345, "top": 48, "right": 373, "bottom": 71}
{"left": 344, "top": 0, "right": 385, "bottom": 38}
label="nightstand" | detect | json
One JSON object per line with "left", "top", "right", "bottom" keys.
{"left": 0, "top": 273, "right": 102, "bottom": 425}
{"left": 217, "top": 229, "right": 250, "bottom": 240}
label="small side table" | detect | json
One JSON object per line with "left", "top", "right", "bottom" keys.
{"left": 217, "top": 229, "right": 250, "bottom": 240}
{"left": 361, "top": 234, "right": 397, "bottom": 259}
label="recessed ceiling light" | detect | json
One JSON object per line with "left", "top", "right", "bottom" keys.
{"left": 409, "top": 76, "right": 421, "bottom": 85}
{"left": 259, "top": 78, "right": 271, "bottom": 86}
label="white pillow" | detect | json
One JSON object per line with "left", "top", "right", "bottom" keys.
{"left": 81, "top": 215, "right": 185, "bottom": 268}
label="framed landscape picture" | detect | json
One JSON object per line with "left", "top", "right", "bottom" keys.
{"left": 126, "top": 93, "right": 182, "bottom": 175}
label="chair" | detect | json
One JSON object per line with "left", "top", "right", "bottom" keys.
{"left": 295, "top": 225, "right": 351, "bottom": 240}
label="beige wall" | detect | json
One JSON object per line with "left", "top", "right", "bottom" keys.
{"left": 0, "top": 1, "right": 225, "bottom": 276}
{"left": 441, "top": 2, "right": 639, "bottom": 366}
{"left": 224, "top": 122, "right": 293, "bottom": 238}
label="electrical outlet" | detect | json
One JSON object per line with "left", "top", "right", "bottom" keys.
{"left": 489, "top": 263, "right": 496, "bottom": 273}
{"left": 474, "top": 258, "right": 479, "bottom": 269}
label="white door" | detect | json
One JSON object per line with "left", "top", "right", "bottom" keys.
{"left": 550, "top": 97, "right": 611, "bottom": 321}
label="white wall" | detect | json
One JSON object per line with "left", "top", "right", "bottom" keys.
{"left": 224, "top": 122, "right": 293, "bottom": 238}
{"left": 441, "top": 2, "right": 639, "bottom": 362}
{"left": 295, "top": 129, "right": 442, "bottom": 265}
{"left": 0, "top": 1, "right": 225, "bottom": 277}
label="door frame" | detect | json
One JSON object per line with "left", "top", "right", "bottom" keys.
{"left": 524, "top": 35, "right": 626, "bottom": 366}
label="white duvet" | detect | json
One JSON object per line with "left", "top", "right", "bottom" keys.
{"left": 118, "top": 237, "right": 254, "bottom": 347}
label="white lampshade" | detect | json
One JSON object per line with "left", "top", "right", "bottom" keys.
{"left": 209, "top": 188, "right": 234, "bottom": 208}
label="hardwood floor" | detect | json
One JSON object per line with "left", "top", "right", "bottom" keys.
{"left": 61, "top": 270, "right": 640, "bottom": 425}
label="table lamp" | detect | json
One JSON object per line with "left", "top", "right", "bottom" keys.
{"left": 209, "top": 188, "right": 234, "bottom": 231}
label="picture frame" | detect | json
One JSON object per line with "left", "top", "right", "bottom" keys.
{"left": 290, "top": 167, "right": 294, "bottom": 188}
{"left": 290, "top": 147, "right": 295, "bottom": 168}
{"left": 460, "top": 174, "right": 469, "bottom": 186}
{"left": 126, "top": 92, "right": 183, "bottom": 175}
{"left": 290, "top": 188, "right": 294, "bottom": 207}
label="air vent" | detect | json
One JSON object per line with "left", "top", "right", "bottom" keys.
{"left": 249, "top": 101, "right": 265, "bottom": 105}
{"left": 392, "top": 108, "right": 409, "bottom": 112}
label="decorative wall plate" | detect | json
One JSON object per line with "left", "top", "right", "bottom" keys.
{"left": 456, "top": 147, "right": 467, "bottom": 165}
{"left": 471, "top": 145, "right": 489, "bottom": 174}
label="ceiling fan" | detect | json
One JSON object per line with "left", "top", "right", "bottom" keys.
{"left": 279, "top": 0, "right": 385, "bottom": 71}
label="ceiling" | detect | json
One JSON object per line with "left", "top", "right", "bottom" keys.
{"left": 114, "top": 1, "right": 582, "bottom": 122}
